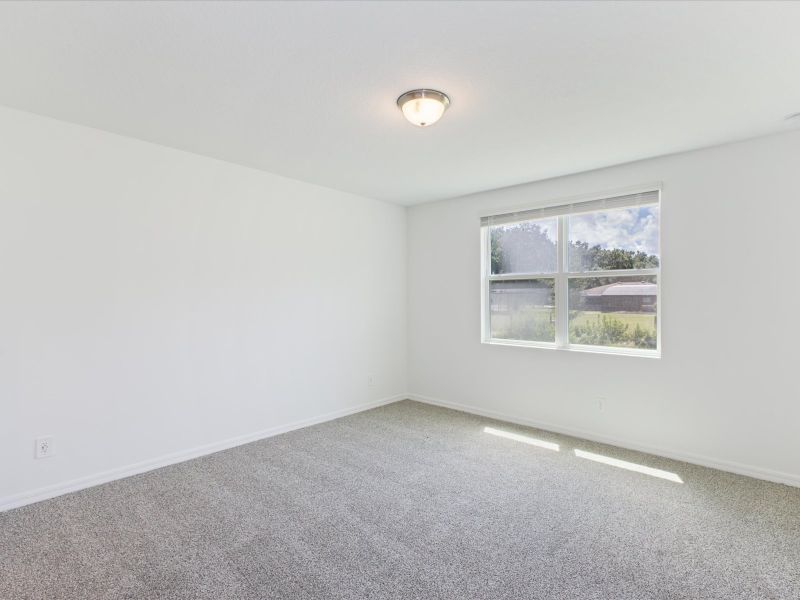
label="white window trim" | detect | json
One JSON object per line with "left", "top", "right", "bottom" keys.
{"left": 480, "top": 187, "right": 661, "bottom": 358}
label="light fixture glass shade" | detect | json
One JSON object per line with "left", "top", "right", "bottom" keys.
{"left": 397, "top": 89, "right": 450, "bottom": 127}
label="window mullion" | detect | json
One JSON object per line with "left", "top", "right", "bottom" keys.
{"left": 487, "top": 273, "right": 555, "bottom": 281}
{"left": 481, "top": 226, "right": 490, "bottom": 341}
{"left": 555, "top": 215, "right": 569, "bottom": 347}
{"left": 566, "top": 268, "right": 658, "bottom": 279}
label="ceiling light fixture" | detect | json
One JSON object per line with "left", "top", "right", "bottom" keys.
{"left": 397, "top": 89, "right": 450, "bottom": 127}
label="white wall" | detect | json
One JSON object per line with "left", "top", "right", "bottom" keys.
{"left": 3, "top": 104, "right": 798, "bottom": 511}
{"left": 408, "top": 130, "right": 800, "bottom": 486}
{"left": 0, "top": 106, "right": 407, "bottom": 508}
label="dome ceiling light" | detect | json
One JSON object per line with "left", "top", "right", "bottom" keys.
{"left": 397, "top": 89, "right": 450, "bottom": 127}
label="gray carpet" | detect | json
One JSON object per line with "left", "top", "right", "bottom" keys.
{"left": 1, "top": 400, "right": 798, "bottom": 600}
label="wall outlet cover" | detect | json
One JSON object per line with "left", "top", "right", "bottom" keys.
{"left": 35, "top": 436, "right": 54, "bottom": 459}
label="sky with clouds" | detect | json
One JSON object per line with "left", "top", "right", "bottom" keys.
{"left": 496, "top": 205, "right": 660, "bottom": 257}
{"left": 568, "top": 206, "right": 660, "bottom": 256}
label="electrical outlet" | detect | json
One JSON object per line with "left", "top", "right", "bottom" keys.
{"left": 35, "top": 436, "right": 54, "bottom": 459}
{"left": 597, "top": 398, "right": 606, "bottom": 412}
{"left": 367, "top": 375, "right": 375, "bottom": 387}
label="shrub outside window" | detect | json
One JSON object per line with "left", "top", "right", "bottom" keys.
{"left": 481, "top": 189, "right": 660, "bottom": 357}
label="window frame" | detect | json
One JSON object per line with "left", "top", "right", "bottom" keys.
{"left": 480, "top": 187, "right": 661, "bottom": 358}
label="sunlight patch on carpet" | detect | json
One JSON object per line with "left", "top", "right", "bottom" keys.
{"left": 483, "top": 427, "right": 560, "bottom": 451}
{"left": 574, "top": 449, "right": 683, "bottom": 483}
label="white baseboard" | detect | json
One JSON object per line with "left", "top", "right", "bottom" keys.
{"left": 5, "top": 391, "right": 795, "bottom": 512}
{"left": 0, "top": 394, "right": 406, "bottom": 512}
{"left": 407, "top": 393, "right": 800, "bottom": 488}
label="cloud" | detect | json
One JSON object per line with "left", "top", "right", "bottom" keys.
{"left": 538, "top": 219, "right": 557, "bottom": 242}
{"left": 568, "top": 207, "right": 659, "bottom": 255}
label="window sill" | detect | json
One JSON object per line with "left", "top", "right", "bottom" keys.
{"left": 481, "top": 338, "right": 661, "bottom": 359}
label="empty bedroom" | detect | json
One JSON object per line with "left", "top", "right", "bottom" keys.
{"left": 1, "top": 1, "right": 798, "bottom": 599}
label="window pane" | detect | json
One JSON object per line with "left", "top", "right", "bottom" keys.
{"left": 568, "top": 206, "right": 659, "bottom": 272}
{"left": 490, "top": 279, "right": 555, "bottom": 342}
{"left": 490, "top": 217, "right": 557, "bottom": 275}
{"left": 568, "top": 276, "right": 657, "bottom": 350}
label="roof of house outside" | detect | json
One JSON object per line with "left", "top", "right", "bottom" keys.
{"left": 581, "top": 282, "right": 656, "bottom": 297}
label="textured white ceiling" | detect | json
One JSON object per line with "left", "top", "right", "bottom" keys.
{"left": 0, "top": 1, "right": 799, "bottom": 205}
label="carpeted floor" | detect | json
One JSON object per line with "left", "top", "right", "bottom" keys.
{"left": 1, "top": 400, "right": 798, "bottom": 600}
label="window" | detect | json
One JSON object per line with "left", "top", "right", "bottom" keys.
{"left": 481, "top": 189, "right": 660, "bottom": 356}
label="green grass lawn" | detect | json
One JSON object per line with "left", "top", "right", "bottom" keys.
{"left": 569, "top": 311, "right": 656, "bottom": 330}
{"left": 491, "top": 308, "right": 657, "bottom": 348}
{"left": 569, "top": 310, "right": 657, "bottom": 348}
